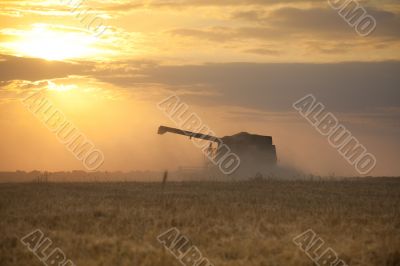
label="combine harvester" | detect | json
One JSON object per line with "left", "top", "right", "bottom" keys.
{"left": 157, "top": 125, "right": 278, "bottom": 179}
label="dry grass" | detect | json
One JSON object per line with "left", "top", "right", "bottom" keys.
{"left": 0, "top": 178, "right": 399, "bottom": 266}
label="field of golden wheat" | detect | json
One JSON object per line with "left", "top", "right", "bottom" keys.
{"left": 0, "top": 178, "right": 399, "bottom": 266}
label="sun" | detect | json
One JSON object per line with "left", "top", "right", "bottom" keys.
{"left": 8, "top": 24, "right": 98, "bottom": 61}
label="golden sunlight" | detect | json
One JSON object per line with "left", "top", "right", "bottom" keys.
{"left": 47, "top": 81, "right": 77, "bottom": 92}
{"left": 7, "top": 24, "right": 98, "bottom": 61}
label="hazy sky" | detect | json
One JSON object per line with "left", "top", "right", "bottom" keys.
{"left": 0, "top": 0, "right": 399, "bottom": 176}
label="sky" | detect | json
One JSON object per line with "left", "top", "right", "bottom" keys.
{"left": 0, "top": 0, "right": 399, "bottom": 176}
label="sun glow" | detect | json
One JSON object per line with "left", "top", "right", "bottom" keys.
{"left": 47, "top": 81, "right": 77, "bottom": 92}
{"left": 7, "top": 25, "right": 98, "bottom": 61}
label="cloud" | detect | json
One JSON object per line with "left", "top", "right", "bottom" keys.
{"left": 1, "top": 54, "right": 398, "bottom": 115}
{"left": 90, "top": 60, "right": 400, "bottom": 114}
{"left": 167, "top": 6, "right": 400, "bottom": 58}
{"left": 97, "top": 0, "right": 325, "bottom": 11}
{"left": 169, "top": 27, "right": 237, "bottom": 42}
{"left": 242, "top": 47, "right": 281, "bottom": 55}
{"left": 177, "top": 7, "right": 400, "bottom": 41}
{"left": 0, "top": 54, "right": 90, "bottom": 82}
{"left": 267, "top": 7, "right": 400, "bottom": 38}
{"left": 1, "top": 1, "right": 399, "bottom": 63}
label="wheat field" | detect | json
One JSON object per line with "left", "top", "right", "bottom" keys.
{"left": 0, "top": 178, "right": 399, "bottom": 266}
